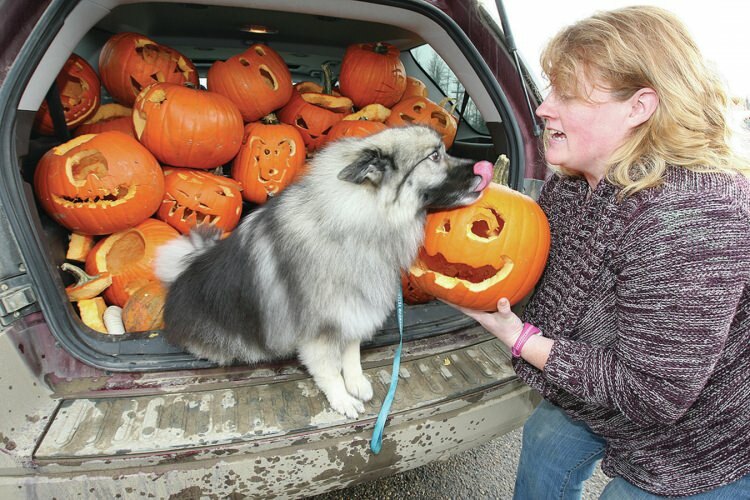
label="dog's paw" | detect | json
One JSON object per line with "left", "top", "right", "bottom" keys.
{"left": 345, "top": 373, "right": 373, "bottom": 402}
{"left": 327, "top": 391, "right": 365, "bottom": 419}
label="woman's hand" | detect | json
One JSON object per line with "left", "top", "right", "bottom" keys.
{"left": 445, "top": 298, "right": 524, "bottom": 348}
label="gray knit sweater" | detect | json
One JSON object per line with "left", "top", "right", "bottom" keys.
{"left": 516, "top": 167, "right": 750, "bottom": 496}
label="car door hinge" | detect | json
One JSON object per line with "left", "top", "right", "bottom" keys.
{"left": 0, "top": 276, "right": 39, "bottom": 327}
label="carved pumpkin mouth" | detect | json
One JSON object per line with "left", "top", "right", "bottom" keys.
{"left": 163, "top": 193, "right": 223, "bottom": 226}
{"left": 53, "top": 185, "right": 133, "bottom": 207}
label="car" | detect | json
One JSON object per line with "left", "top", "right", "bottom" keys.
{"left": 0, "top": 0, "right": 546, "bottom": 497}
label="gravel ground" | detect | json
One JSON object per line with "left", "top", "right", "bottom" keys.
{"left": 310, "top": 427, "right": 610, "bottom": 499}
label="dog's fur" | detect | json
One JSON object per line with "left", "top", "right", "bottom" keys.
{"left": 154, "top": 125, "right": 487, "bottom": 417}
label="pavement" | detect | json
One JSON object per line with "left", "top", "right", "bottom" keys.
{"left": 310, "top": 427, "right": 611, "bottom": 499}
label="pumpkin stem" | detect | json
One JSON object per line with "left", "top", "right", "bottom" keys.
{"left": 61, "top": 262, "right": 98, "bottom": 286}
{"left": 373, "top": 42, "right": 389, "bottom": 55}
{"left": 261, "top": 113, "right": 280, "bottom": 125}
{"left": 438, "top": 97, "right": 458, "bottom": 115}
{"left": 321, "top": 63, "right": 334, "bottom": 95}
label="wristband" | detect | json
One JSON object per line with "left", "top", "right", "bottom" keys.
{"left": 511, "top": 322, "right": 542, "bottom": 358}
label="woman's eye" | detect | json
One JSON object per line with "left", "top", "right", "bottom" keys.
{"left": 429, "top": 150, "right": 441, "bottom": 162}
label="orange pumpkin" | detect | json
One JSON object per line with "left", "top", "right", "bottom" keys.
{"left": 402, "top": 76, "right": 429, "bottom": 100}
{"left": 207, "top": 44, "right": 294, "bottom": 123}
{"left": 338, "top": 42, "right": 407, "bottom": 108}
{"left": 73, "top": 103, "right": 135, "bottom": 138}
{"left": 33, "top": 131, "right": 165, "bottom": 235}
{"left": 122, "top": 281, "right": 167, "bottom": 332}
{"left": 326, "top": 119, "right": 388, "bottom": 144}
{"left": 409, "top": 184, "right": 550, "bottom": 311}
{"left": 33, "top": 53, "right": 101, "bottom": 135}
{"left": 133, "top": 83, "right": 244, "bottom": 169}
{"left": 98, "top": 32, "right": 199, "bottom": 106}
{"left": 158, "top": 168, "right": 243, "bottom": 235}
{"left": 386, "top": 96, "right": 458, "bottom": 148}
{"left": 277, "top": 65, "right": 352, "bottom": 152}
{"left": 85, "top": 218, "right": 179, "bottom": 307}
{"left": 231, "top": 114, "right": 305, "bottom": 204}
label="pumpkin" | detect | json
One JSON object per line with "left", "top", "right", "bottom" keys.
{"left": 231, "top": 114, "right": 305, "bottom": 204}
{"left": 33, "top": 131, "right": 165, "bottom": 235}
{"left": 326, "top": 119, "right": 388, "bottom": 143}
{"left": 98, "top": 32, "right": 198, "bottom": 106}
{"left": 409, "top": 183, "right": 550, "bottom": 311}
{"left": 401, "top": 271, "right": 434, "bottom": 305}
{"left": 386, "top": 96, "right": 458, "bottom": 148}
{"left": 122, "top": 281, "right": 167, "bottom": 332}
{"left": 207, "top": 44, "right": 294, "bottom": 123}
{"left": 402, "top": 76, "right": 429, "bottom": 100}
{"left": 85, "top": 218, "right": 179, "bottom": 307}
{"left": 74, "top": 103, "right": 135, "bottom": 138}
{"left": 132, "top": 82, "right": 244, "bottom": 169}
{"left": 338, "top": 42, "right": 407, "bottom": 108}
{"left": 158, "top": 168, "right": 243, "bottom": 234}
{"left": 33, "top": 53, "right": 101, "bottom": 136}
{"left": 277, "top": 65, "right": 352, "bottom": 152}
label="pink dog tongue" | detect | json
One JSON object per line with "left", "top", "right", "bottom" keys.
{"left": 473, "top": 160, "right": 493, "bottom": 192}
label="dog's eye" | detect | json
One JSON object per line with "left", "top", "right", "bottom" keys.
{"left": 429, "top": 150, "right": 441, "bottom": 162}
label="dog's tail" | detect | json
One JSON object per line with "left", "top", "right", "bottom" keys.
{"left": 154, "top": 226, "right": 222, "bottom": 286}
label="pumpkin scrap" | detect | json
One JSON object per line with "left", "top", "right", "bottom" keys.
{"left": 62, "top": 262, "right": 112, "bottom": 302}
{"left": 343, "top": 104, "right": 391, "bottom": 123}
{"left": 122, "top": 281, "right": 167, "bottom": 332}
{"left": 77, "top": 297, "right": 108, "bottom": 333}
{"left": 66, "top": 232, "right": 96, "bottom": 262}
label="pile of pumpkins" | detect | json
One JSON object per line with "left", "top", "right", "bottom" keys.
{"left": 33, "top": 32, "right": 550, "bottom": 335}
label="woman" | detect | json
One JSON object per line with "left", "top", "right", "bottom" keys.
{"left": 456, "top": 6, "right": 750, "bottom": 499}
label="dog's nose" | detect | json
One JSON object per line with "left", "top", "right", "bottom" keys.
{"left": 473, "top": 160, "right": 493, "bottom": 192}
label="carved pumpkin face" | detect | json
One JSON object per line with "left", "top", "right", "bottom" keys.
{"left": 33, "top": 131, "right": 165, "bottom": 235}
{"left": 98, "top": 32, "right": 199, "bottom": 106}
{"left": 85, "top": 218, "right": 179, "bottom": 307}
{"left": 132, "top": 82, "right": 244, "bottom": 169}
{"left": 231, "top": 118, "right": 305, "bottom": 204}
{"left": 409, "top": 184, "right": 550, "bottom": 311}
{"left": 157, "top": 169, "right": 243, "bottom": 235}
{"left": 207, "top": 44, "right": 294, "bottom": 123}
{"left": 386, "top": 96, "right": 458, "bottom": 149}
{"left": 34, "top": 53, "right": 101, "bottom": 135}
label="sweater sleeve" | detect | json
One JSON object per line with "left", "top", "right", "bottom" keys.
{"left": 542, "top": 189, "right": 750, "bottom": 426}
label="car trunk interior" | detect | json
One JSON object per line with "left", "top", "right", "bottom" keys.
{"left": 13, "top": 0, "right": 516, "bottom": 375}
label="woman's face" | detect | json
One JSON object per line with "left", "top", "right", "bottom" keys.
{"left": 535, "top": 77, "right": 636, "bottom": 186}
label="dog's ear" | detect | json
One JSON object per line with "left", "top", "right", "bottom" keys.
{"left": 338, "top": 149, "right": 393, "bottom": 186}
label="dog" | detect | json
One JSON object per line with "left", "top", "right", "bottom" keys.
{"left": 154, "top": 125, "right": 492, "bottom": 418}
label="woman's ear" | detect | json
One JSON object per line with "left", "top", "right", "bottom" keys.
{"left": 628, "top": 88, "right": 659, "bottom": 126}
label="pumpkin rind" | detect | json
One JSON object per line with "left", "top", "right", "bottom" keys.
{"left": 33, "top": 131, "right": 165, "bottom": 235}
{"left": 99, "top": 32, "right": 199, "bottom": 106}
{"left": 133, "top": 83, "right": 244, "bottom": 169}
{"left": 85, "top": 218, "right": 179, "bottom": 307}
{"left": 409, "top": 184, "right": 550, "bottom": 310}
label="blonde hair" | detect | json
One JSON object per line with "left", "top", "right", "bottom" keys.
{"left": 540, "top": 6, "right": 750, "bottom": 197}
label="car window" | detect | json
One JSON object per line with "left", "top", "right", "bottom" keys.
{"left": 409, "top": 45, "right": 489, "bottom": 135}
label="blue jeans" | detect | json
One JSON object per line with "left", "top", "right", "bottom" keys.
{"left": 513, "top": 400, "right": 750, "bottom": 500}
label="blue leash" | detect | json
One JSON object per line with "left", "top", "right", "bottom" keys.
{"left": 370, "top": 286, "right": 404, "bottom": 454}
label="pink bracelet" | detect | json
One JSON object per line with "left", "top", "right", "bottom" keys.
{"left": 511, "top": 322, "right": 542, "bottom": 358}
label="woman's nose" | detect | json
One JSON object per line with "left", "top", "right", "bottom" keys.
{"left": 536, "top": 95, "right": 553, "bottom": 119}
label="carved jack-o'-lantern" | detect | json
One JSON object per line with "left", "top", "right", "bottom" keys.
{"left": 133, "top": 83, "right": 244, "bottom": 169}
{"left": 277, "top": 65, "right": 353, "bottom": 152}
{"left": 207, "top": 44, "right": 294, "bottom": 123}
{"left": 157, "top": 168, "right": 243, "bottom": 235}
{"left": 338, "top": 42, "right": 407, "bottom": 108}
{"left": 85, "top": 218, "right": 179, "bottom": 307}
{"left": 34, "top": 53, "right": 101, "bottom": 135}
{"left": 33, "top": 131, "right": 165, "bottom": 235}
{"left": 99, "top": 32, "right": 199, "bottom": 106}
{"left": 231, "top": 114, "right": 305, "bottom": 204}
{"left": 409, "top": 183, "right": 550, "bottom": 311}
{"left": 386, "top": 96, "right": 458, "bottom": 149}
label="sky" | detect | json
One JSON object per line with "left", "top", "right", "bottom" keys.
{"left": 483, "top": 1, "right": 749, "bottom": 100}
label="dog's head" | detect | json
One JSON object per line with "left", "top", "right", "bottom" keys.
{"left": 323, "top": 125, "right": 491, "bottom": 212}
